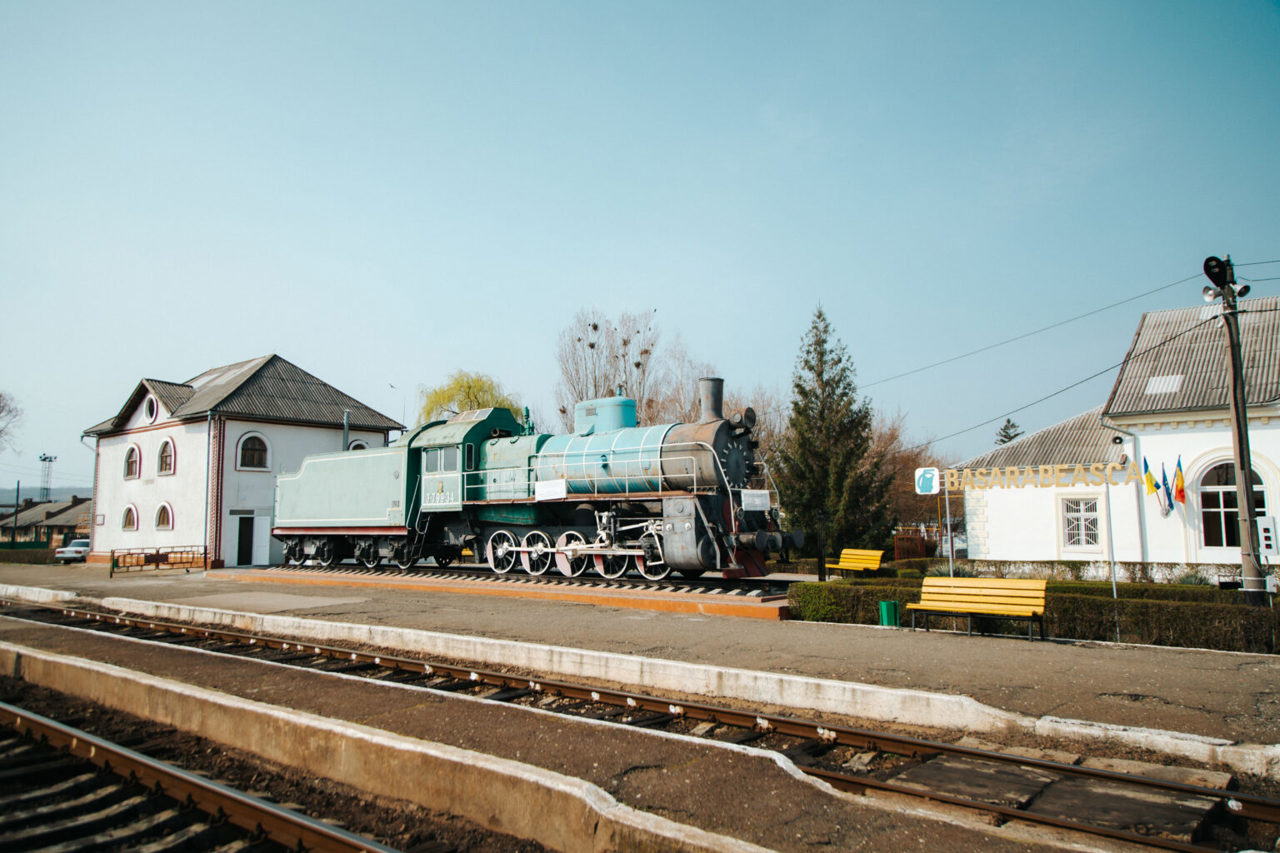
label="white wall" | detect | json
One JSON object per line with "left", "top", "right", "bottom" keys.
{"left": 92, "top": 408, "right": 209, "bottom": 557}
{"left": 965, "top": 407, "right": 1279, "bottom": 573}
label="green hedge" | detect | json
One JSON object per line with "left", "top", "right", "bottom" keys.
{"left": 787, "top": 580, "right": 1280, "bottom": 653}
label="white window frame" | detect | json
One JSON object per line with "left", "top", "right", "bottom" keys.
{"left": 236, "top": 432, "right": 271, "bottom": 472}
{"left": 155, "top": 502, "right": 174, "bottom": 530}
{"left": 157, "top": 439, "right": 176, "bottom": 476}
{"left": 123, "top": 444, "right": 141, "bottom": 480}
{"left": 122, "top": 504, "right": 139, "bottom": 531}
{"left": 1061, "top": 496, "right": 1101, "bottom": 549}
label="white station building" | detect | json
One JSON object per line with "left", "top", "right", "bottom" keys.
{"left": 955, "top": 296, "right": 1279, "bottom": 580}
{"left": 84, "top": 355, "right": 401, "bottom": 568}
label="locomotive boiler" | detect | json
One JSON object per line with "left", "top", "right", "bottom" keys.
{"left": 272, "top": 378, "right": 799, "bottom": 580}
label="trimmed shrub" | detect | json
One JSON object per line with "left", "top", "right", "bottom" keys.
{"left": 0, "top": 548, "right": 55, "bottom": 565}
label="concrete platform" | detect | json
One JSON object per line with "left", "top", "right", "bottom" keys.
{"left": 230, "top": 567, "right": 791, "bottom": 620}
{"left": 1, "top": 562, "right": 1277, "bottom": 776}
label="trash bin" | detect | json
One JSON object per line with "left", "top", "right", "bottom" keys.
{"left": 878, "top": 600, "right": 899, "bottom": 627}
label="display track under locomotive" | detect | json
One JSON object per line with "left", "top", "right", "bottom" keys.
{"left": 272, "top": 378, "right": 801, "bottom": 581}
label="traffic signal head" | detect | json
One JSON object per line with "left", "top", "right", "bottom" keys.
{"left": 1204, "top": 256, "right": 1231, "bottom": 288}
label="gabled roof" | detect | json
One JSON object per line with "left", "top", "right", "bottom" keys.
{"left": 1104, "top": 295, "right": 1280, "bottom": 418}
{"left": 85, "top": 355, "right": 403, "bottom": 436}
{"left": 960, "top": 407, "right": 1126, "bottom": 469}
{"left": 0, "top": 497, "right": 91, "bottom": 530}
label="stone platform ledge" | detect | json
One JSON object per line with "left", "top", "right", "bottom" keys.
{"left": 4, "top": 583, "right": 1277, "bottom": 780}
{"left": 225, "top": 568, "right": 789, "bottom": 620}
{"left": 0, "top": 640, "right": 769, "bottom": 853}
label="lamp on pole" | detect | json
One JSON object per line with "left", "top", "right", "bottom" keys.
{"left": 1202, "top": 255, "right": 1264, "bottom": 604}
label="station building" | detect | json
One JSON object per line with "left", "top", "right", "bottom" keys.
{"left": 955, "top": 297, "right": 1280, "bottom": 581}
{"left": 84, "top": 355, "right": 401, "bottom": 568}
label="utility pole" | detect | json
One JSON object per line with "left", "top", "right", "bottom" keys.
{"left": 1202, "top": 255, "right": 1264, "bottom": 604}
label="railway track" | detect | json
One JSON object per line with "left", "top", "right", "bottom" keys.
{"left": 0, "top": 699, "right": 398, "bottom": 852}
{"left": 4, "top": 597, "right": 1278, "bottom": 851}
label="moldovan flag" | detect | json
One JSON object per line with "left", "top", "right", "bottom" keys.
{"left": 1143, "top": 458, "right": 1158, "bottom": 494}
{"left": 1162, "top": 463, "right": 1174, "bottom": 508}
{"left": 1174, "top": 456, "right": 1186, "bottom": 504}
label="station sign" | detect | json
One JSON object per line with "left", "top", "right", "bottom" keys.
{"left": 914, "top": 468, "right": 941, "bottom": 495}
{"left": 943, "top": 461, "right": 1143, "bottom": 491}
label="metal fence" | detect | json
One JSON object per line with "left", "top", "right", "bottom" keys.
{"left": 110, "top": 547, "right": 207, "bottom": 577}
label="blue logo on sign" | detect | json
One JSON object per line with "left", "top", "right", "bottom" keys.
{"left": 916, "top": 469, "right": 936, "bottom": 494}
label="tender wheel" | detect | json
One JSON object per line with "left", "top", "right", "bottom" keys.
{"left": 356, "top": 540, "right": 380, "bottom": 570}
{"left": 522, "top": 530, "right": 553, "bottom": 576}
{"left": 555, "top": 531, "right": 592, "bottom": 577}
{"left": 392, "top": 541, "right": 417, "bottom": 570}
{"left": 636, "top": 533, "right": 671, "bottom": 581}
{"left": 283, "top": 539, "right": 304, "bottom": 566}
{"left": 314, "top": 539, "right": 337, "bottom": 569}
{"left": 594, "top": 552, "right": 631, "bottom": 579}
{"left": 486, "top": 530, "right": 519, "bottom": 574}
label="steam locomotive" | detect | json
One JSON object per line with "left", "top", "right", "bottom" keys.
{"left": 271, "top": 378, "right": 799, "bottom": 580}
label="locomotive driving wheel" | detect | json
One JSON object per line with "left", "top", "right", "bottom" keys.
{"left": 555, "top": 531, "right": 592, "bottom": 577}
{"left": 635, "top": 532, "right": 671, "bottom": 581}
{"left": 487, "top": 530, "right": 519, "bottom": 574}
{"left": 522, "top": 530, "right": 553, "bottom": 575}
{"left": 594, "top": 552, "right": 630, "bottom": 579}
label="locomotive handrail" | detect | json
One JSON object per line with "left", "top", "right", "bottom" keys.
{"left": 470, "top": 452, "right": 707, "bottom": 501}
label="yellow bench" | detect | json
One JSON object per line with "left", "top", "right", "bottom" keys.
{"left": 906, "top": 577, "right": 1047, "bottom": 640}
{"left": 825, "top": 548, "right": 884, "bottom": 574}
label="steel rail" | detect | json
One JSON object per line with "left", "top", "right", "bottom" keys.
{"left": 0, "top": 700, "right": 399, "bottom": 853}
{"left": 6, "top": 598, "right": 1278, "bottom": 844}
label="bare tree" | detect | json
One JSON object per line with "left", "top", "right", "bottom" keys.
{"left": 870, "top": 410, "right": 953, "bottom": 527}
{"left": 0, "top": 392, "right": 20, "bottom": 451}
{"left": 641, "top": 335, "right": 714, "bottom": 424}
{"left": 554, "top": 308, "right": 660, "bottom": 429}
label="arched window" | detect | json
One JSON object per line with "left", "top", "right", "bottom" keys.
{"left": 122, "top": 506, "right": 138, "bottom": 531}
{"left": 348, "top": 440, "right": 368, "bottom": 451}
{"left": 158, "top": 440, "right": 175, "bottom": 475}
{"left": 155, "top": 504, "right": 173, "bottom": 530}
{"left": 238, "top": 435, "right": 269, "bottom": 470}
{"left": 124, "top": 446, "right": 140, "bottom": 479}
{"left": 1200, "top": 463, "right": 1266, "bottom": 548}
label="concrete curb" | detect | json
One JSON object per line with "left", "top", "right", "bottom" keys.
{"left": 4, "top": 584, "right": 1277, "bottom": 779}
{"left": 0, "top": 640, "right": 770, "bottom": 853}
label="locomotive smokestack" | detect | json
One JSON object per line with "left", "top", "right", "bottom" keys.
{"left": 698, "top": 377, "right": 724, "bottom": 423}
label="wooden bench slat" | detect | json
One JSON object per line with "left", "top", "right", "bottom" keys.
{"left": 910, "top": 576, "right": 1047, "bottom": 639}
{"left": 825, "top": 548, "right": 884, "bottom": 572}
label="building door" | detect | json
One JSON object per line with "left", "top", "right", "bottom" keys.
{"left": 237, "top": 517, "right": 255, "bottom": 566}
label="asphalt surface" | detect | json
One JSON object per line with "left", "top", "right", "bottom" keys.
{"left": 3, "top": 561, "right": 1277, "bottom": 746}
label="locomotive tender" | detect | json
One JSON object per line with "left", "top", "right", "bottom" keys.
{"left": 271, "top": 378, "right": 799, "bottom": 580}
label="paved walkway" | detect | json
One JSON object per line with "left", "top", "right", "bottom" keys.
{"left": 3, "top": 562, "right": 1277, "bottom": 746}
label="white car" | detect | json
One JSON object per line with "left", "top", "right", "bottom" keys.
{"left": 55, "top": 539, "right": 91, "bottom": 563}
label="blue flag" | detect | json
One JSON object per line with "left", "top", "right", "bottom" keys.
{"left": 1161, "top": 463, "right": 1173, "bottom": 509}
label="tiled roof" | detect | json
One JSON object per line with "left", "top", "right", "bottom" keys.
{"left": 960, "top": 407, "right": 1126, "bottom": 469}
{"left": 1104, "top": 296, "right": 1280, "bottom": 418}
{"left": 85, "top": 355, "right": 403, "bottom": 435}
{"left": 0, "top": 497, "right": 92, "bottom": 530}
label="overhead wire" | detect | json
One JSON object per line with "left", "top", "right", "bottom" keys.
{"left": 863, "top": 273, "right": 1201, "bottom": 388}
{"left": 908, "top": 314, "right": 1221, "bottom": 458}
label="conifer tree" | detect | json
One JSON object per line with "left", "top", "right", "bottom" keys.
{"left": 774, "top": 308, "right": 893, "bottom": 562}
{"left": 994, "top": 418, "right": 1023, "bottom": 445}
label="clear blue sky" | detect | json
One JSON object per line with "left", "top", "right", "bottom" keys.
{"left": 2, "top": 1, "right": 1278, "bottom": 491}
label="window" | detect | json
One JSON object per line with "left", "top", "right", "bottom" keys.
{"left": 122, "top": 506, "right": 138, "bottom": 530}
{"left": 238, "top": 435, "right": 269, "bottom": 470}
{"left": 1200, "top": 464, "right": 1266, "bottom": 548}
{"left": 441, "top": 446, "right": 459, "bottom": 472}
{"left": 424, "top": 447, "right": 459, "bottom": 473}
{"left": 155, "top": 504, "right": 173, "bottom": 530}
{"left": 465, "top": 444, "right": 475, "bottom": 470}
{"left": 143, "top": 395, "right": 158, "bottom": 423}
{"left": 124, "top": 446, "right": 140, "bottom": 479}
{"left": 1062, "top": 498, "right": 1099, "bottom": 547}
{"left": 158, "top": 440, "right": 175, "bottom": 475}
{"left": 424, "top": 448, "right": 439, "bottom": 473}
{"left": 348, "top": 440, "right": 368, "bottom": 451}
